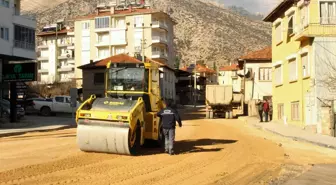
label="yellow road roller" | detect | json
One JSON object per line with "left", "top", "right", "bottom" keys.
{"left": 76, "top": 60, "right": 166, "bottom": 155}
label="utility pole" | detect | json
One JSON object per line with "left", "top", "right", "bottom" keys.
{"left": 194, "top": 60, "right": 197, "bottom": 107}
{"left": 141, "top": 23, "right": 145, "bottom": 63}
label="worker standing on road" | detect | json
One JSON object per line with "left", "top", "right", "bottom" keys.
{"left": 263, "top": 100, "right": 270, "bottom": 122}
{"left": 157, "top": 100, "right": 182, "bottom": 155}
{"left": 257, "top": 100, "right": 264, "bottom": 122}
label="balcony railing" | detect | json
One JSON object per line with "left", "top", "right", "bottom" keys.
{"left": 14, "top": 40, "right": 35, "bottom": 51}
{"left": 295, "top": 17, "right": 336, "bottom": 40}
{"left": 152, "top": 51, "right": 168, "bottom": 58}
{"left": 152, "top": 36, "right": 168, "bottom": 43}
{"left": 152, "top": 21, "right": 168, "bottom": 30}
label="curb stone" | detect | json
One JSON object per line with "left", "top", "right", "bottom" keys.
{"left": 248, "top": 121, "right": 336, "bottom": 151}
{"left": 0, "top": 124, "right": 77, "bottom": 138}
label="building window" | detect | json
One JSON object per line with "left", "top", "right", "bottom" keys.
{"left": 275, "top": 22, "right": 282, "bottom": 44}
{"left": 98, "top": 48, "right": 109, "bottom": 59}
{"left": 1, "top": 0, "right": 9, "bottom": 8}
{"left": 278, "top": 103, "right": 284, "bottom": 120}
{"left": 291, "top": 101, "right": 300, "bottom": 121}
{"left": 115, "top": 47, "right": 125, "bottom": 55}
{"left": 301, "top": 53, "right": 310, "bottom": 78}
{"left": 275, "top": 65, "right": 282, "bottom": 85}
{"left": 82, "top": 22, "right": 90, "bottom": 30}
{"left": 94, "top": 73, "right": 105, "bottom": 85}
{"left": 288, "top": 58, "right": 297, "bottom": 82}
{"left": 114, "top": 18, "right": 125, "bottom": 28}
{"left": 259, "top": 67, "right": 272, "bottom": 81}
{"left": 320, "top": 1, "right": 336, "bottom": 24}
{"left": 287, "top": 13, "right": 295, "bottom": 36}
{"left": 95, "top": 17, "right": 110, "bottom": 29}
{"left": 134, "top": 16, "right": 144, "bottom": 27}
{"left": 14, "top": 25, "right": 35, "bottom": 51}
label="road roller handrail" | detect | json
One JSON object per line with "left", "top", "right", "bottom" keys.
{"left": 76, "top": 94, "right": 96, "bottom": 123}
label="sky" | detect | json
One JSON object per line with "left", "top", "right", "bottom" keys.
{"left": 216, "top": 0, "right": 280, "bottom": 14}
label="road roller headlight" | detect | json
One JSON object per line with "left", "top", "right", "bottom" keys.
{"left": 79, "top": 113, "right": 91, "bottom": 117}
{"left": 116, "top": 115, "right": 128, "bottom": 120}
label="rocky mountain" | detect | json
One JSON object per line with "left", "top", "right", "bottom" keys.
{"left": 227, "top": 6, "right": 264, "bottom": 20}
{"left": 22, "top": 0, "right": 272, "bottom": 67}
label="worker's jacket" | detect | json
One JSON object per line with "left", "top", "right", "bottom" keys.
{"left": 157, "top": 107, "right": 182, "bottom": 129}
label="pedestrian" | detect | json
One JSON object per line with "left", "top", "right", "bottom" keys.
{"left": 269, "top": 101, "right": 273, "bottom": 121}
{"left": 257, "top": 99, "right": 264, "bottom": 122}
{"left": 157, "top": 100, "right": 182, "bottom": 155}
{"left": 263, "top": 99, "right": 270, "bottom": 122}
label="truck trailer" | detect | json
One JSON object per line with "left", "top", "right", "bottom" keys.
{"left": 205, "top": 85, "right": 244, "bottom": 119}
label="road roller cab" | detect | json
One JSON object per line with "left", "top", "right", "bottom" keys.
{"left": 76, "top": 60, "right": 165, "bottom": 155}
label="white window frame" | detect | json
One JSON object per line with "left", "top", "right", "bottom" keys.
{"left": 299, "top": 49, "right": 310, "bottom": 78}
{"left": 286, "top": 54, "right": 298, "bottom": 82}
{"left": 297, "top": 1, "right": 309, "bottom": 31}
{"left": 274, "top": 62, "right": 283, "bottom": 86}
{"left": 319, "top": 1, "right": 336, "bottom": 25}
{"left": 95, "top": 16, "right": 110, "bottom": 29}
{"left": 274, "top": 19, "right": 283, "bottom": 45}
{"left": 258, "top": 67, "right": 272, "bottom": 81}
{"left": 82, "top": 21, "right": 90, "bottom": 30}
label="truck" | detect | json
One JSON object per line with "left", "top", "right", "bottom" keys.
{"left": 205, "top": 85, "right": 244, "bottom": 119}
{"left": 33, "top": 95, "right": 81, "bottom": 116}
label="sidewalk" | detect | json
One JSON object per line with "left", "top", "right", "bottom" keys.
{"left": 0, "top": 115, "right": 76, "bottom": 137}
{"left": 239, "top": 116, "right": 336, "bottom": 150}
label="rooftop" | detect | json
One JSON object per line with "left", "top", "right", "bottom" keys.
{"left": 37, "top": 28, "right": 74, "bottom": 37}
{"left": 72, "top": 8, "right": 177, "bottom": 24}
{"left": 238, "top": 46, "right": 272, "bottom": 61}
{"left": 219, "top": 64, "right": 240, "bottom": 71}
{"left": 263, "top": 0, "right": 294, "bottom": 22}
{"left": 180, "top": 64, "right": 216, "bottom": 74}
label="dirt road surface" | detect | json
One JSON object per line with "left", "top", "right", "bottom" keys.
{"left": 1, "top": 109, "right": 336, "bottom": 185}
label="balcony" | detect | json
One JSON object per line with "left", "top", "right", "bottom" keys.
{"left": 95, "top": 41, "right": 110, "bottom": 47}
{"left": 37, "top": 56, "right": 48, "bottom": 61}
{"left": 152, "top": 21, "right": 168, "bottom": 30}
{"left": 152, "top": 36, "right": 168, "bottom": 45}
{"left": 12, "top": 14, "right": 36, "bottom": 30}
{"left": 13, "top": 40, "right": 36, "bottom": 59}
{"left": 38, "top": 69, "right": 49, "bottom": 74}
{"left": 152, "top": 51, "right": 168, "bottom": 60}
{"left": 294, "top": 17, "right": 336, "bottom": 41}
{"left": 58, "top": 42, "right": 74, "bottom": 48}
{"left": 57, "top": 66, "right": 75, "bottom": 72}
{"left": 95, "top": 26, "right": 110, "bottom": 33}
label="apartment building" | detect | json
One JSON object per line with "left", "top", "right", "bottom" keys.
{"left": 36, "top": 22, "right": 75, "bottom": 83}
{"left": 73, "top": 1, "right": 177, "bottom": 101}
{"left": 0, "top": 0, "right": 36, "bottom": 97}
{"left": 264, "top": 0, "right": 336, "bottom": 135}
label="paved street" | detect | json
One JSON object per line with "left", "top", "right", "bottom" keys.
{"left": 1, "top": 109, "right": 336, "bottom": 185}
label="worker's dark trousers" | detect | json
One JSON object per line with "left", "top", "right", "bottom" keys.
{"left": 163, "top": 128, "right": 175, "bottom": 153}
{"left": 258, "top": 110, "right": 263, "bottom": 122}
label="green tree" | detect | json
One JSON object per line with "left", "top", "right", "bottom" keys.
{"left": 213, "top": 62, "right": 217, "bottom": 71}
{"left": 174, "top": 56, "right": 180, "bottom": 69}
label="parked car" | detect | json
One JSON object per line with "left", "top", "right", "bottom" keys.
{"left": 32, "top": 96, "right": 81, "bottom": 116}
{"left": 24, "top": 98, "right": 48, "bottom": 115}
{"left": 0, "top": 99, "right": 25, "bottom": 120}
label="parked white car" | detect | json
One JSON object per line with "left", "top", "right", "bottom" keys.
{"left": 33, "top": 96, "right": 81, "bottom": 116}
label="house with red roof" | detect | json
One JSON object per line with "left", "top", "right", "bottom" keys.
{"left": 237, "top": 46, "right": 272, "bottom": 116}
{"left": 217, "top": 63, "right": 244, "bottom": 93}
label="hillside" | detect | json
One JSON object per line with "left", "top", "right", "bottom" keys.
{"left": 22, "top": 0, "right": 272, "bottom": 67}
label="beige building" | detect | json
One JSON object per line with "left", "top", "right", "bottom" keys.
{"left": 73, "top": 2, "right": 177, "bottom": 95}
{"left": 36, "top": 22, "right": 75, "bottom": 83}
